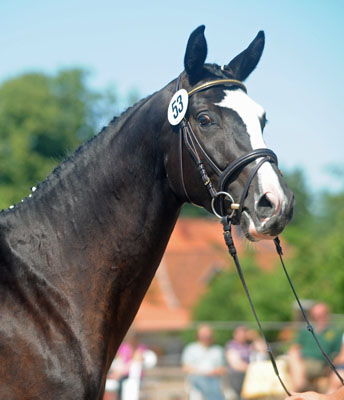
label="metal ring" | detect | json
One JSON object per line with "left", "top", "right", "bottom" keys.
{"left": 211, "top": 191, "right": 236, "bottom": 219}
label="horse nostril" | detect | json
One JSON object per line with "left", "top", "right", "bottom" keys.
{"left": 255, "top": 193, "right": 278, "bottom": 219}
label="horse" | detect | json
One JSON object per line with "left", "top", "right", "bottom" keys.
{"left": 0, "top": 25, "right": 294, "bottom": 399}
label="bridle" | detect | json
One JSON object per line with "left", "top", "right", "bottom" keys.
{"left": 173, "top": 73, "right": 344, "bottom": 395}
{"left": 176, "top": 75, "right": 278, "bottom": 221}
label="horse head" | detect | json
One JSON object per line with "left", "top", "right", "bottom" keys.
{"left": 165, "top": 26, "right": 294, "bottom": 241}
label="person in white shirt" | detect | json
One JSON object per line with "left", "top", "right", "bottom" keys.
{"left": 182, "top": 324, "right": 227, "bottom": 400}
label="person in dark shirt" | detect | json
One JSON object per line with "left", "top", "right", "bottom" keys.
{"left": 288, "top": 303, "right": 342, "bottom": 392}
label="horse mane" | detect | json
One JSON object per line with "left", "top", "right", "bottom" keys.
{"left": 203, "top": 63, "right": 236, "bottom": 80}
{"left": 66, "top": 93, "right": 154, "bottom": 164}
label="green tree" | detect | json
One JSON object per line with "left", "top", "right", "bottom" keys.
{"left": 0, "top": 69, "right": 117, "bottom": 209}
{"left": 279, "top": 168, "right": 316, "bottom": 247}
{"left": 284, "top": 186, "right": 344, "bottom": 314}
{"left": 283, "top": 169, "right": 312, "bottom": 226}
{"left": 191, "top": 252, "right": 294, "bottom": 343}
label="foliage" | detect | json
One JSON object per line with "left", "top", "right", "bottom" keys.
{"left": 284, "top": 189, "right": 344, "bottom": 314}
{"left": 180, "top": 203, "right": 209, "bottom": 218}
{"left": 0, "top": 69, "right": 117, "bottom": 209}
{"left": 281, "top": 168, "right": 316, "bottom": 245}
{"left": 279, "top": 171, "right": 344, "bottom": 313}
{"left": 191, "top": 251, "right": 294, "bottom": 344}
{"left": 285, "top": 168, "right": 312, "bottom": 226}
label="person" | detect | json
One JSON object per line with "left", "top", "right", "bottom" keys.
{"left": 182, "top": 324, "right": 227, "bottom": 400}
{"left": 288, "top": 303, "right": 342, "bottom": 393}
{"left": 104, "top": 333, "right": 147, "bottom": 400}
{"left": 225, "top": 325, "right": 251, "bottom": 399}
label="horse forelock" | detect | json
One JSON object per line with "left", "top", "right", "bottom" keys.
{"left": 189, "top": 63, "right": 236, "bottom": 86}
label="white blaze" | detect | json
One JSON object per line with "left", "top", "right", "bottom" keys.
{"left": 215, "top": 89, "right": 286, "bottom": 212}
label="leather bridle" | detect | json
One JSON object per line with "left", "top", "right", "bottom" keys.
{"left": 176, "top": 74, "right": 278, "bottom": 222}
{"left": 172, "top": 73, "right": 344, "bottom": 395}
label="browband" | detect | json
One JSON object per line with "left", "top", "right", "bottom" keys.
{"left": 187, "top": 79, "right": 247, "bottom": 97}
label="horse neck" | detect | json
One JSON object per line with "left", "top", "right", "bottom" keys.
{"left": 26, "top": 90, "right": 179, "bottom": 244}
{"left": 6, "top": 86, "right": 181, "bottom": 376}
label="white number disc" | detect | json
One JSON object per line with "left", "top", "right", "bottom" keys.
{"left": 167, "top": 89, "right": 188, "bottom": 126}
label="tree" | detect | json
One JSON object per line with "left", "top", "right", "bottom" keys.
{"left": 285, "top": 186, "right": 344, "bottom": 314}
{"left": 0, "top": 69, "right": 117, "bottom": 209}
{"left": 191, "top": 251, "right": 294, "bottom": 343}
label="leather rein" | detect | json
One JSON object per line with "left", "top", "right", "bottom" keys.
{"left": 174, "top": 74, "right": 344, "bottom": 395}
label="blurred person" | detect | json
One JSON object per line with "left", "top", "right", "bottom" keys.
{"left": 288, "top": 303, "right": 342, "bottom": 392}
{"left": 246, "top": 328, "right": 268, "bottom": 361}
{"left": 225, "top": 325, "right": 251, "bottom": 398}
{"left": 182, "top": 324, "right": 227, "bottom": 400}
{"left": 104, "top": 332, "right": 147, "bottom": 400}
{"left": 226, "top": 327, "right": 270, "bottom": 399}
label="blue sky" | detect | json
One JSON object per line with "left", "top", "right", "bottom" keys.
{"left": 1, "top": 1, "right": 344, "bottom": 192}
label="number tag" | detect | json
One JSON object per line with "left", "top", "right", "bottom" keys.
{"left": 167, "top": 89, "right": 188, "bottom": 126}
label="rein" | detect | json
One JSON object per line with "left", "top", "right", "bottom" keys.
{"left": 174, "top": 74, "right": 344, "bottom": 395}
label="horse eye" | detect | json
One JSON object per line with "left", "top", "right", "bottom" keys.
{"left": 198, "top": 114, "right": 212, "bottom": 126}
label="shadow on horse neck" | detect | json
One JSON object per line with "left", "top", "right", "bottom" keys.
{"left": 0, "top": 85, "right": 183, "bottom": 399}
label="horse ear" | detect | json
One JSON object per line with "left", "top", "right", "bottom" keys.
{"left": 226, "top": 31, "right": 265, "bottom": 81}
{"left": 184, "top": 25, "right": 207, "bottom": 83}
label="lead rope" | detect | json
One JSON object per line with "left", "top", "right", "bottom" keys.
{"left": 274, "top": 237, "right": 344, "bottom": 386}
{"left": 221, "top": 216, "right": 291, "bottom": 396}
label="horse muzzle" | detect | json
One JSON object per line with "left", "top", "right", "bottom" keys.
{"left": 244, "top": 190, "right": 294, "bottom": 241}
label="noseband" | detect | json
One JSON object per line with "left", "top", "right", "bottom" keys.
{"left": 176, "top": 75, "right": 278, "bottom": 222}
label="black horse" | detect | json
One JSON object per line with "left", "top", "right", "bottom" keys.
{"left": 0, "top": 26, "right": 293, "bottom": 399}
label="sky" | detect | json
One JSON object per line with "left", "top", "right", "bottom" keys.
{"left": 1, "top": 0, "right": 344, "bottom": 192}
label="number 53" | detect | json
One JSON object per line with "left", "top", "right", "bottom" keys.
{"left": 172, "top": 95, "right": 183, "bottom": 119}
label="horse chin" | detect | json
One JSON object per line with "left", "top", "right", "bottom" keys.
{"left": 240, "top": 211, "right": 276, "bottom": 242}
